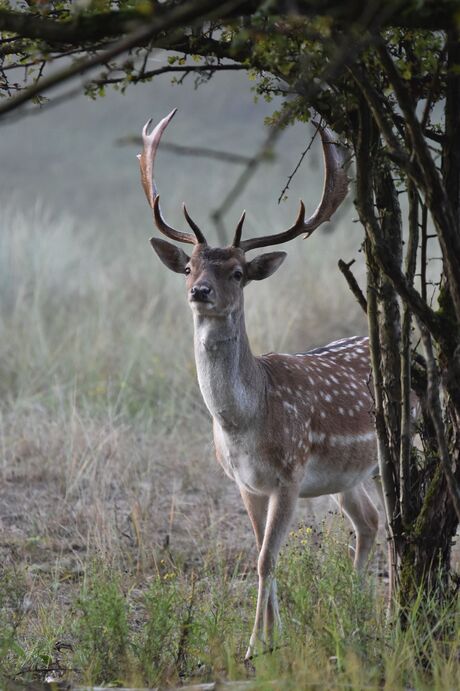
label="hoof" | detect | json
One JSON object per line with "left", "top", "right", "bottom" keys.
{"left": 244, "top": 645, "right": 254, "bottom": 661}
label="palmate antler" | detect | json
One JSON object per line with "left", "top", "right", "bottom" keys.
{"left": 138, "top": 110, "right": 349, "bottom": 250}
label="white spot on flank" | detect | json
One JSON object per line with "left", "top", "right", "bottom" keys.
{"left": 330, "top": 431, "right": 375, "bottom": 446}
{"left": 311, "top": 431, "right": 326, "bottom": 444}
{"left": 283, "top": 401, "right": 298, "bottom": 413}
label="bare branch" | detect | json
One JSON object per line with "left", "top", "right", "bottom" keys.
{"left": 355, "top": 101, "right": 399, "bottom": 540}
{"left": 399, "top": 179, "right": 419, "bottom": 527}
{"left": 117, "top": 135, "right": 254, "bottom": 165}
{"left": 91, "top": 62, "right": 248, "bottom": 87}
{"left": 277, "top": 123, "right": 320, "bottom": 204}
{"left": 338, "top": 258, "right": 367, "bottom": 314}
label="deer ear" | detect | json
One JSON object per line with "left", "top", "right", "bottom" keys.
{"left": 150, "top": 237, "right": 190, "bottom": 274}
{"left": 246, "top": 251, "right": 287, "bottom": 281}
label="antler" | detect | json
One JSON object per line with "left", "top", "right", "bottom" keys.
{"left": 234, "top": 123, "right": 349, "bottom": 252}
{"left": 138, "top": 109, "right": 206, "bottom": 245}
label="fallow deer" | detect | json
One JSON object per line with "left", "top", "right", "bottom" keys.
{"left": 138, "top": 110, "right": 380, "bottom": 659}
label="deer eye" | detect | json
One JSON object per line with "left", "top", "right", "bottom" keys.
{"left": 232, "top": 269, "right": 243, "bottom": 281}
{"left": 184, "top": 266, "right": 191, "bottom": 275}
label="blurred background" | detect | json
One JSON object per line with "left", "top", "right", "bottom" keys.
{"left": 0, "top": 64, "right": 369, "bottom": 573}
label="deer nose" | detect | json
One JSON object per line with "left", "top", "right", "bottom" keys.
{"left": 190, "top": 283, "right": 213, "bottom": 301}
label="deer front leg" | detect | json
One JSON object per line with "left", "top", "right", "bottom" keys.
{"left": 245, "top": 484, "right": 299, "bottom": 660}
{"left": 239, "top": 488, "right": 281, "bottom": 636}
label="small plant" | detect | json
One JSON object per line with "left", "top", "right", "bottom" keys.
{"left": 0, "top": 566, "right": 28, "bottom": 678}
{"left": 136, "top": 569, "right": 181, "bottom": 685}
{"left": 73, "top": 564, "right": 131, "bottom": 685}
{"left": 277, "top": 521, "right": 382, "bottom": 679}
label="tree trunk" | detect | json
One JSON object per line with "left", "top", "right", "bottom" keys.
{"left": 350, "top": 97, "right": 459, "bottom": 613}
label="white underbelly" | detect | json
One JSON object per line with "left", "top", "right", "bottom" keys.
{"left": 299, "top": 450, "right": 378, "bottom": 497}
{"left": 215, "top": 426, "right": 378, "bottom": 498}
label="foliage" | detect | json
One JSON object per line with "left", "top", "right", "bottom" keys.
{"left": 0, "top": 524, "right": 459, "bottom": 689}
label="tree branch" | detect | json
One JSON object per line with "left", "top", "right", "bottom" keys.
{"left": 338, "top": 258, "right": 367, "bottom": 313}
{"left": 377, "top": 39, "right": 460, "bottom": 327}
{"left": 419, "top": 323, "right": 460, "bottom": 521}
{"left": 399, "top": 179, "right": 419, "bottom": 527}
{"left": 347, "top": 62, "right": 414, "bottom": 172}
{"left": 91, "top": 62, "right": 247, "bottom": 87}
{"left": 0, "top": 0, "right": 249, "bottom": 118}
{"left": 117, "top": 136, "right": 255, "bottom": 166}
{"left": 0, "top": 0, "right": 457, "bottom": 49}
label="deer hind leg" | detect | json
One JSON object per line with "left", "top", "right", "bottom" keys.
{"left": 335, "top": 484, "right": 379, "bottom": 571}
{"left": 242, "top": 485, "right": 299, "bottom": 660}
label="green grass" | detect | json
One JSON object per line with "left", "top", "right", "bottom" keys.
{"left": 1, "top": 523, "right": 459, "bottom": 689}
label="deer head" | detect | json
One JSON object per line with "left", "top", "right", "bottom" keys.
{"left": 138, "top": 109, "right": 348, "bottom": 317}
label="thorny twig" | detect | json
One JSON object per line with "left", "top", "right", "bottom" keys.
{"left": 277, "top": 120, "right": 321, "bottom": 204}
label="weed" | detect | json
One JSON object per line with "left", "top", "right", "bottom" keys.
{"left": 73, "top": 565, "right": 131, "bottom": 685}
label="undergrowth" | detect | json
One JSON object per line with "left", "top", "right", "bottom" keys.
{"left": 1, "top": 523, "right": 459, "bottom": 690}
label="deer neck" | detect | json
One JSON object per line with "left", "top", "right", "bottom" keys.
{"left": 193, "top": 308, "right": 263, "bottom": 430}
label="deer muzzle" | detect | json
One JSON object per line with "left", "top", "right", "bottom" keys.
{"left": 190, "top": 283, "right": 213, "bottom": 303}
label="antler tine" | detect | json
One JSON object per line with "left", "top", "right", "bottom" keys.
{"left": 182, "top": 203, "right": 207, "bottom": 244}
{"left": 239, "top": 123, "right": 349, "bottom": 252}
{"left": 138, "top": 109, "right": 203, "bottom": 245}
{"left": 232, "top": 210, "right": 246, "bottom": 247}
